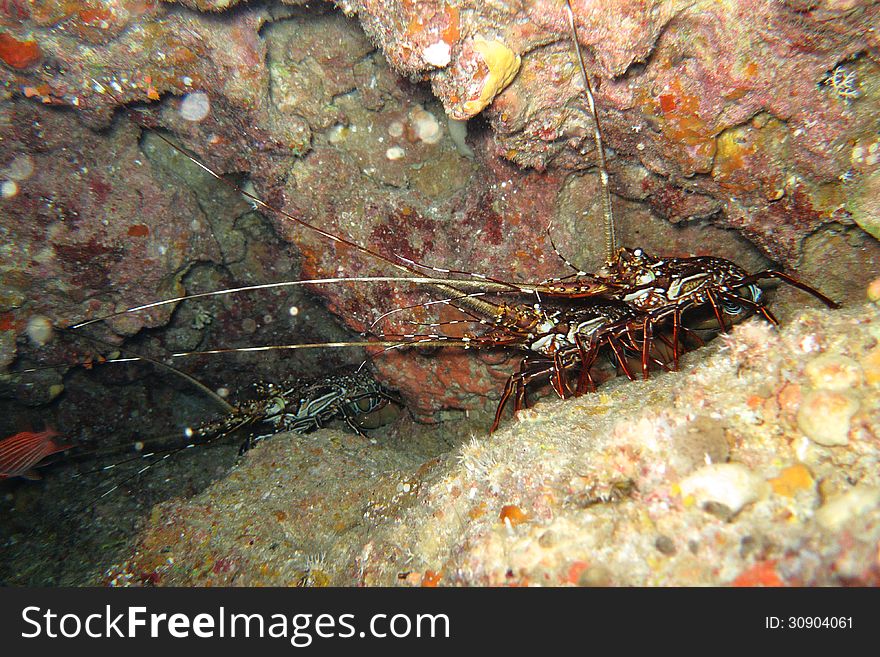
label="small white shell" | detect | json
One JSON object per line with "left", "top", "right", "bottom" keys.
{"left": 179, "top": 92, "right": 211, "bottom": 122}
{"left": 679, "top": 463, "right": 768, "bottom": 516}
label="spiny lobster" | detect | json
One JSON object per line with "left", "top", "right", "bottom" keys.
{"left": 75, "top": 367, "right": 400, "bottom": 505}
{"left": 197, "top": 368, "right": 400, "bottom": 446}
{"left": 53, "top": 1, "right": 840, "bottom": 442}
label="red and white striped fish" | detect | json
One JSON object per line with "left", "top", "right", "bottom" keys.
{"left": 0, "top": 428, "right": 70, "bottom": 480}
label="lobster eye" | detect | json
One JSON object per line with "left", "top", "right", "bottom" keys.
{"left": 633, "top": 248, "right": 643, "bottom": 257}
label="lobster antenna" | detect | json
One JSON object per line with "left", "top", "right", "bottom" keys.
{"left": 564, "top": 0, "right": 617, "bottom": 262}
{"left": 58, "top": 328, "right": 235, "bottom": 413}
{"left": 66, "top": 276, "right": 515, "bottom": 330}
{"left": 162, "top": 338, "right": 479, "bottom": 359}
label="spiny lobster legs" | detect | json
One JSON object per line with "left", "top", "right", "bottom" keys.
{"left": 405, "top": 287, "right": 675, "bottom": 433}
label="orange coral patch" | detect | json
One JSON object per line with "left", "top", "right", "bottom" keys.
{"left": 769, "top": 464, "right": 813, "bottom": 498}
{"left": 659, "top": 93, "right": 677, "bottom": 113}
{"left": 0, "top": 32, "right": 42, "bottom": 69}
{"left": 127, "top": 224, "right": 150, "bottom": 238}
{"left": 644, "top": 78, "right": 716, "bottom": 172}
{"left": 406, "top": 1, "right": 459, "bottom": 45}
{"left": 499, "top": 504, "right": 528, "bottom": 526}
{"left": 421, "top": 570, "right": 442, "bottom": 587}
{"left": 732, "top": 560, "right": 785, "bottom": 587}
{"left": 23, "top": 84, "right": 51, "bottom": 98}
{"left": 442, "top": 4, "right": 460, "bottom": 44}
{"left": 566, "top": 561, "right": 590, "bottom": 585}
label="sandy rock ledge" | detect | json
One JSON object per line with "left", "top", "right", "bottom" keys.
{"left": 107, "top": 302, "right": 880, "bottom": 586}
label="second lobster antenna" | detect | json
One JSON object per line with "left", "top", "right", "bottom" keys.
{"left": 563, "top": 0, "right": 617, "bottom": 263}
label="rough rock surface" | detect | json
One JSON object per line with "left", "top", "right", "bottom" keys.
{"left": 104, "top": 300, "right": 880, "bottom": 586}
{"left": 344, "top": 0, "right": 880, "bottom": 264}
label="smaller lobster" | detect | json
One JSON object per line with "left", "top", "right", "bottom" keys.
{"left": 67, "top": 367, "right": 400, "bottom": 506}
{"left": 184, "top": 368, "right": 401, "bottom": 452}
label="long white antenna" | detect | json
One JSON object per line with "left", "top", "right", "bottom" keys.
{"left": 563, "top": 0, "right": 617, "bottom": 262}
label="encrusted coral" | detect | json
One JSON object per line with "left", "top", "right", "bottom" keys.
{"left": 457, "top": 37, "right": 522, "bottom": 119}
{"left": 0, "top": 32, "right": 41, "bottom": 69}
{"left": 823, "top": 64, "right": 862, "bottom": 101}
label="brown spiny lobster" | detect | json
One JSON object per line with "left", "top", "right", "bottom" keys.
{"left": 203, "top": 368, "right": 400, "bottom": 446}
{"left": 59, "top": 0, "right": 838, "bottom": 440}
{"left": 59, "top": 366, "right": 400, "bottom": 505}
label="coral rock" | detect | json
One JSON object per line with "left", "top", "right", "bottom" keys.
{"left": 679, "top": 463, "right": 769, "bottom": 517}
{"left": 803, "top": 354, "right": 864, "bottom": 391}
{"left": 815, "top": 486, "right": 880, "bottom": 531}
{"left": 797, "top": 389, "right": 860, "bottom": 446}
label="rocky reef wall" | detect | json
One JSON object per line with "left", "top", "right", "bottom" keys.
{"left": 1, "top": 0, "right": 878, "bottom": 421}
{"left": 0, "top": 1, "right": 878, "bottom": 586}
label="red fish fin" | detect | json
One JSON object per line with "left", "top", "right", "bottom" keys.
{"left": 46, "top": 438, "right": 72, "bottom": 456}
